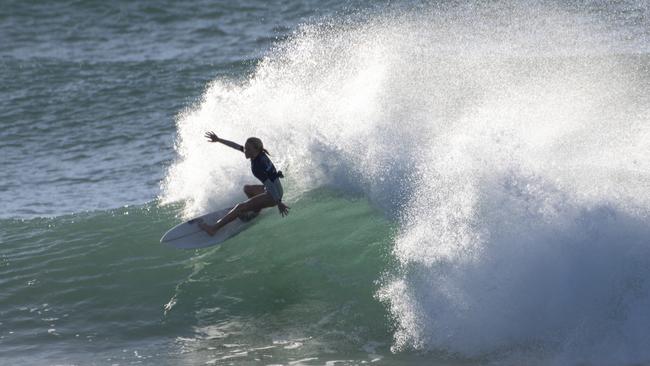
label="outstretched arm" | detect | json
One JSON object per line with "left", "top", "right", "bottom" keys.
{"left": 204, "top": 131, "right": 244, "bottom": 152}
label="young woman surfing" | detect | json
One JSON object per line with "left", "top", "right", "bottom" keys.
{"left": 198, "top": 131, "right": 290, "bottom": 236}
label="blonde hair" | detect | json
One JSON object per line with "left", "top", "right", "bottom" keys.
{"left": 246, "top": 137, "right": 270, "bottom": 155}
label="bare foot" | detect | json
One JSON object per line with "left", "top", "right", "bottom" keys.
{"left": 197, "top": 220, "right": 217, "bottom": 236}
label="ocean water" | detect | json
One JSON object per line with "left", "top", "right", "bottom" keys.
{"left": 1, "top": 0, "right": 649, "bottom": 365}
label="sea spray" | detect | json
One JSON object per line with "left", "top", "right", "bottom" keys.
{"left": 161, "top": 3, "right": 650, "bottom": 364}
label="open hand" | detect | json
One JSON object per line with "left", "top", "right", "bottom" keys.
{"left": 278, "top": 202, "right": 290, "bottom": 217}
{"left": 204, "top": 131, "right": 219, "bottom": 142}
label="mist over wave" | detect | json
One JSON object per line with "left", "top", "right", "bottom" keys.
{"left": 162, "top": 2, "right": 650, "bottom": 364}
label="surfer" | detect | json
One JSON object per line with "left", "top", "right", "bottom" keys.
{"left": 198, "top": 131, "right": 290, "bottom": 236}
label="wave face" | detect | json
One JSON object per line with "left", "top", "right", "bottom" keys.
{"left": 162, "top": 2, "right": 650, "bottom": 364}
{"left": 0, "top": 194, "right": 394, "bottom": 365}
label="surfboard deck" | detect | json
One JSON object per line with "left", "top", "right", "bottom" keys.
{"left": 160, "top": 208, "right": 258, "bottom": 249}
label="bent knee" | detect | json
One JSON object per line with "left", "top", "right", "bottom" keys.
{"left": 243, "top": 184, "right": 264, "bottom": 197}
{"left": 243, "top": 185, "right": 253, "bottom": 195}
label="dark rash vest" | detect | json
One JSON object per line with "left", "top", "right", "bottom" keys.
{"left": 251, "top": 153, "right": 283, "bottom": 202}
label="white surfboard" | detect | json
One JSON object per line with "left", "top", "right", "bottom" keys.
{"left": 160, "top": 208, "right": 258, "bottom": 249}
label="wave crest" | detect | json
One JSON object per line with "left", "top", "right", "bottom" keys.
{"left": 162, "top": 3, "right": 650, "bottom": 363}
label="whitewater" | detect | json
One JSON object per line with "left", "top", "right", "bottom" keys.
{"left": 2, "top": 1, "right": 649, "bottom": 365}
{"left": 164, "top": 4, "right": 650, "bottom": 362}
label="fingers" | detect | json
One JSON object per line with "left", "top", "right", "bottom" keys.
{"left": 278, "top": 205, "right": 290, "bottom": 217}
{"left": 204, "top": 131, "right": 218, "bottom": 142}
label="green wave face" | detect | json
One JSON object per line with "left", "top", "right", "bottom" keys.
{"left": 0, "top": 190, "right": 399, "bottom": 365}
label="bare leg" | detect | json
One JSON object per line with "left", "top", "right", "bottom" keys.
{"left": 199, "top": 192, "right": 277, "bottom": 236}
{"left": 238, "top": 185, "right": 265, "bottom": 221}
{"left": 243, "top": 184, "right": 265, "bottom": 199}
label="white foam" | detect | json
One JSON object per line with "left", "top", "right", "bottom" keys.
{"left": 161, "top": 4, "right": 650, "bottom": 363}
